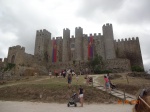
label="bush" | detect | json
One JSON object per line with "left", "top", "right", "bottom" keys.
{"left": 131, "top": 66, "right": 144, "bottom": 72}
{"left": 4, "top": 63, "right": 15, "bottom": 71}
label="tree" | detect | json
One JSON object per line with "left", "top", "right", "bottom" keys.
{"left": 131, "top": 66, "right": 144, "bottom": 72}
{"left": 88, "top": 54, "right": 103, "bottom": 73}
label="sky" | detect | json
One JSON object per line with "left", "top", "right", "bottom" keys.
{"left": 0, "top": 0, "right": 150, "bottom": 71}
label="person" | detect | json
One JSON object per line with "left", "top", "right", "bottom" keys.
{"left": 55, "top": 70, "right": 58, "bottom": 77}
{"left": 63, "top": 70, "right": 66, "bottom": 78}
{"left": 104, "top": 75, "right": 111, "bottom": 92}
{"left": 85, "top": 75, "right": 89, "bottom": 85}
{"left": 67, "top": 74, "right": 72, "bottom": 88}
{"left": 133, "top": 88, "right": 150, "bottom": 112}
{"left": 72, "top": 70, "right": 76, "bottom": 76}
{"left": 49, "top": 70, "right": 52, "bottom": 78}
{"left": 76, "top": 74, "right": 79, "bottom": 83}
{"left": 78, "top": 85, "right": 84, "bottom": 107}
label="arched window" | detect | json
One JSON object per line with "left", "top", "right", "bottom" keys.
{"left": 11, "top": 55, "right": 15, "bottom": 64}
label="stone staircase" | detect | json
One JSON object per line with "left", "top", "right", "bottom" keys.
{"left": 90, "top": 75, "right": 136, "bottom": 101}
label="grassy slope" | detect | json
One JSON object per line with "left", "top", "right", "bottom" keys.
{"left": 0, "top": 75, "right": 118, "bottom": 103}
{"left": 97, "top": 73, "right": 150, "bottom": 95}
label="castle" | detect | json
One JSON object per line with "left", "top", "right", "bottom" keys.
{"left": 0, "top": 23, "right": 144, "bottom": 75}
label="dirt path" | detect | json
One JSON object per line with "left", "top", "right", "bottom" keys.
{"left": 0, "top": 101, "right": 134, "bottom": 112}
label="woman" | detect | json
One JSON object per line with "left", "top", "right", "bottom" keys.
{"left": 133, "top": 88, "right": 150, "bottom": 112}
{"left": 49, "top": 70, "right": 52, "bottom": 78}
{"left": 78, "top": 85, "right": 84, "bottom": 107}
{"left": 104, "top": 75, "right": 111, "bottom": 92}
{"left": 67, "top": 74, "right": 72, "bottom": 88}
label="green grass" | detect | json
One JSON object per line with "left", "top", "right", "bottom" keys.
{"left": 0, "top": 75, "right": 119, "bottom": 103}
{"left": 97, "top": 73, "right": 150, "bottom": 95}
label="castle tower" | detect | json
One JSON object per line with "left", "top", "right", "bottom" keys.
{"left": 7, "top": 45, "right": 25, "bottom": 65}
{"left": 62, "top": 28, "right": 70, "bottom": 62}
{"left": 75, "top": 27, "right": 83, "bottom": 61}
{"left": 103, "top": 23, "right": 116, "bottom": 59}
{"left": 34, "top": 29, "right": 51, "bottom": 61}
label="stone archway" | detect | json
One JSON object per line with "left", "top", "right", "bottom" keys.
{"left": 11, "top": 55, "right": 15, "bottom": 64}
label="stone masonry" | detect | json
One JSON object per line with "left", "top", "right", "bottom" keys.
{"left": 0, "top": 23, "right": 144, "bottom": 75}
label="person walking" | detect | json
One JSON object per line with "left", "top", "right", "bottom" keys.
{"left": 49, "top": 70, "right": 52, "bottom": 78}
{"left": 104, "top": 75, "right": 111, "bottom": 92}
{"left": 67, "top": 74, "right": 72, "bottom": 88}
{"left": 78, "top": 85, "right": 84, "bottom": 107}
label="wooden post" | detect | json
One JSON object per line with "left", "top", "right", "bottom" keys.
{"left": 126, "top": 74, "right": 129, "bottom": 84}
{"left": 92, "top": 77, "right": 93, "bottom": 87}
{"left": 123, "top": 89, "right": 126, "bottom": 104}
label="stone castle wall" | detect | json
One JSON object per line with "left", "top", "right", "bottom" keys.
{"left": 62, "top": 28, "right": 70, "bottom": 62}
{"left": 114, "top": 37, "right": 144, "bottom": 68}
{"left": 104, "top": 59, "right": 131, "bottom": 72}
{"left": 103, "top": 23, "right": 116, "bottom": 59}
{"left": 34, "top": 29, "right": 51, "bottom": 61}
{"left": 7, "top": 45, "right": 25, "bottom": 65}
{"left": 75, "top": 27, "right": 83, "bottom": 61}
{"left": 0, "top": 23, "right": 144, "bottom": 75}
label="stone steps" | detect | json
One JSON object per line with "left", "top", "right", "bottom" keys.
{"left": 91, "top": 75, "right": 136, "bottom": 102}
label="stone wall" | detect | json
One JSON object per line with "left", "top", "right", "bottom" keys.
{"left": 115, "top": 37, "right": 144, "bottom": 68}
{"left": 104, "top": 58, "right": 131, "bottom": 72}
{"left": 62, "top": 28, "right": 70, "bottom": 62}
{"left": 83, "top": 34, "right": 88, "bottom": 61}
{"left": 49, "top": 60, "right": 89, "bottom": 74}
{"left": 7, "top": 45, "right": 25, "bottom": 65}
{"left": 1, "top": 23, "right": 144, "bottom": 75}
{"left": 34, "top": 29, "right": 51, "bottom": 61}
{"left": 103, "top": 23, "right": 116, "bottom": 59}
{"left": 93, "top": 33, "right": 105, "bottom": 60}
{"left": 70, "top": 36, "right": 75, "bottom": 61}
{"left": 75, "top": 27, "right": 83, "bottom": 61}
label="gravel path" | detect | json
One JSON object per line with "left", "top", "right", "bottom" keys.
{"left": 0, "top": 101, "right": 134, "bottom": 112}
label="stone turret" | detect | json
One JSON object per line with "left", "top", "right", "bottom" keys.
{"left": 75, "top": 27, "right": 83, "bottom": 61}
{"left": 7, "top": 45, "right": 25, "bottom": 64}
{"left": 103, "top": 23, "right": 116, "bottom": 59}
{"left": 34, "top": 29, "right": 51, "bottom": 61}
{"left": 62, "top": 28, "right": 70, "bottom": 62}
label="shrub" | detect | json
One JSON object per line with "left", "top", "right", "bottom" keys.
{"left": 131, "top": 66, "right": 144, "bottom": 72}
{"left": 4, "top": 63, "right": 15, "bottom": 71}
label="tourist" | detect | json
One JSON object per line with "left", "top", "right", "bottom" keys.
{"left": 85, "top": 75, "right": 89, "bottom": 85}
{"left": 104, "top": 75, "right": 111, "bottom": 92}
{"left": 63, "top": 70, "right": 66, "bottom": 78}
{"left": 72, "top": 70, "right": 76, "bottom": 76}
{"left": 76, "top": 74, "right": 79, "bottom": 83}
{"left": 55, "top": 70, "right": 58, "bottom": 77}
{"left": 49, "top": 70, "right": 52, "bottom": 78}
{"left": 78, "top": 85, "right": 84, "bottom": 107}
{"left": 67, "top": 74, "right": 72, "bottom": 88}
{"left": 133, "top": 88, "right": 150, "bottom": 112}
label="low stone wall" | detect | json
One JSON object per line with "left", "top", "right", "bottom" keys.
{"left": 104, "top": 58, "right": 131, "bottom": 72}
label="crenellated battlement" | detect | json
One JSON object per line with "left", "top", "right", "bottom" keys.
{"left": 71, "top": 35, "right": 75, "bottom": 38}
{"left": 4, "top": 58, "right": 7, "bottom": 63}
{"left": 115, "top": 37, "right": 139, "bottom": 42}
{"left": 75, "top": 27, "right": 82, "bottom": 29}
{"left": 36, "top": 29, "right": 51, "bottom": 36}
{"left": 9, "top": 45, "right": 25, "bottom": 51}
{"left": 56, "top": 37, "right": 62, "bottom": 40}
{"left": 63, "top": 28, "right": 70, "bottom": 31}
{"left": 83, "top": 33, "right": 102, "bottom": 37}
{"left": 103, "top": 23, "right": 112, "bottom": 27}
{"left": 0, "top": 58, "right": 2, "bottom": 62}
